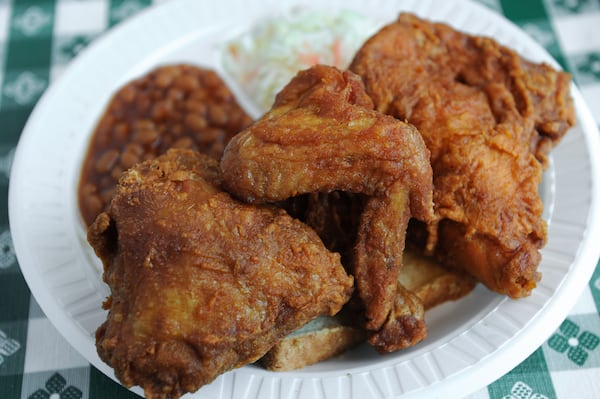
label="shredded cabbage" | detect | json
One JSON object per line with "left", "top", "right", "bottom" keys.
{"left": 222, "top": 8, "right": 379, "bottom": 113}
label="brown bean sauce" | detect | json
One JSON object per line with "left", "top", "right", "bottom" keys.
{"left": 77, "top": 64, "right": 253, "bottom": 226}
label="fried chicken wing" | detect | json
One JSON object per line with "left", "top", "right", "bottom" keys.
{"left": 282, "top": 191, "right": 366, "bottom": 266}
{"left": 221, "top": 65, "right": 434, "bottom": 352}
{"left": 350, "top": 13, "right": 575, "bottom": 298}
{"left": 88, "top": 149, "right": 353, "bottom": 399}
{"left": 284, "top": 191, "right": 430, "bottom": 352}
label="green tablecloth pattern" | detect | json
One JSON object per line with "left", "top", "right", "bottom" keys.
{"left": 0, "top": 0, "right": 599, "bottom": 398}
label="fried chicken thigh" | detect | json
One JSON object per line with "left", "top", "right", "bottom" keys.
{"left": 350, "top": 13, "right": 575, "bottom": 298}
{"left": 88, "top": 149, "right": 353, "bottom": 399}
{"left": 221, "top": 65, "right": 434, "bottom": 352}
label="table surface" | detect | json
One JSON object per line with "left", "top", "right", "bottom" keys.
{"left": 1, "top": 0, "right": 600, "bottom": 398}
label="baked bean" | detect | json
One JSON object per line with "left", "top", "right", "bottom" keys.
{"left": 113, "top": 123, "right": 130, "bottom": 142}
{"left": 208, "top": 104, "right": 228, "bottom": 125}
{"left": 172, "top": 136, "right": 194, "bottom": 149}
{"left": 184, "top": 100, "right": 206, "bottom": 114}
{"left": 136, "top": 96, "right": 152, "bottom": 114}
{"left": 155, "top": 68, "right": 176, "bottom": 88}
{"left": 195, "top": 128, "right": 223, "bottom": 143}
{"left": 171, "top": 124, "right": 183, "bottom": 136}
{"left": 100, "top": 176, "right": 112, "bottom": 189}
{"left": 119, "top": 150, "right": 140, "bottom": 169}
{"left": 124, "top": 143, "right": 144, "bottom": 156}
{"left": 110, "top": 166, "right": 124, "bottom": 181}
{"left": 121, "top": 85, "right": 136, "bottom": 103}
{"left": 78, "top": 64, "right": 253, "bottom": 226}
{"left": 82, "top": 194, "right": 103, "bottom": 220}
{"left": 184, "top": 113, "right": 208, "bottom": 131}
{"left": 214, "top": 86, "right": 232, "bottom": 101}
{"left": 151, "top": 102, "right": 171, "bottom": 121}
{"left": 133, "top": 119, "right": 155, "bottom": 131}
{"left": 95, "top": 149, "right": 119, "bottom": 174}
{"left": 133, "top": 128, "right": 159, "bottom": 145}
{"left": 189, "top": 90, "right": 207, "bottom": 102}
{"left": 173, "top": 74, "right": 199, "bottom": 92}
{"left": 167, "top": 87, "right": 184, "bottom": 101}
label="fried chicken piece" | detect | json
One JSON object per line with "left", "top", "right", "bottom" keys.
{"left": 350, "top": 13, "right": 575, "bottom": 298}
{"left": 284, "top": 191, "right": 429, "bottom": 352}
{"left": 281, "top": 191, "right": 366, "bottom": 266}
{"left": 88, "top": 149, "right": 353, "bottom": 399}
{"left": 221, "top": 65, "right": 434, "bottom": 352}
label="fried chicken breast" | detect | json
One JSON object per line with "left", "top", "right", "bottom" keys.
{"left": 88, "top": 149, "right": 353, "bottom": 399}
{"left": 350, "top": 13, "right": 575, "bottom": 298}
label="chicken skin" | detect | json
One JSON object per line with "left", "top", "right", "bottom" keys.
{"left": 350, "top": 13, "right": 575, "bottom": 298}
{"left": 281, "top": 191, "right": 366, "bottom": 266}
{"left": 282, "top": 191, "right": 430, "bottom": 352}
{"left": 221, "top": 65, "right": 434, "bottom": 352}
{"left": 88, "top": 149, "right": 353, "bottom": 399}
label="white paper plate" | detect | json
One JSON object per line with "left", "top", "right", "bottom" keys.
{"left": 8, "top": 0, "right": 600, "bottom": 398}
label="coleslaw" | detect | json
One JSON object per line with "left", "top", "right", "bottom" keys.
{"left": 221, "top": 8, "right": 379, "bottom": 113}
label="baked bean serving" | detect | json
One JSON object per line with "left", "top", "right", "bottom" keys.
{"left": 78, "top": 64, "right": 253, "bottom": 226}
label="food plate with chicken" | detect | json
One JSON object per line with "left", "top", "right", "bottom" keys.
{"left": 8, "top": 0, "right": 600, "bottom": 398}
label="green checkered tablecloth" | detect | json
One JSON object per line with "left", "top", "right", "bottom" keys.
{"left": 1, "top": 0, "right": 599, "bottom": 398}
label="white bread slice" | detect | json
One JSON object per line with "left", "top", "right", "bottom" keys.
{"left": 259, "top": 316, "right": 366, "bottom": 371}
{"left": 260, "top": 250, "right": 475, "bottom": 371}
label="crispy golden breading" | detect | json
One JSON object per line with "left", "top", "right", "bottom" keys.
{"left": 221, "top": 65, "right": 434, "bottom": 352}
{"left": 350, "top": 13, "right": 575, "bottom": 298}
{"left": 88, "top": 149, "right": 353, "bottom": 399}
{"left": 281, "top": 191, "right": 366, "bottom": 266}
